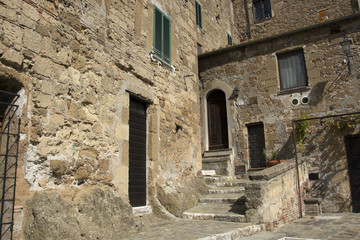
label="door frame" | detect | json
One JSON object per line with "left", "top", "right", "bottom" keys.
{"left": 207, "top": 89, "right": 229, "bottom": 150}
{"left": 200, "top": 82, "right": 233, "bottom": 152}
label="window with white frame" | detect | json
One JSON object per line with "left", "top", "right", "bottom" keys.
{"left": 277, "top": 49, "right": 308, "bottom": 91}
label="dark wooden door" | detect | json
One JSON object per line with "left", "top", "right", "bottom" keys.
{"left": 129, "top": 98, "right": 147, "bottom": 207}
{"left": 345, "top": 134, "right": 360, "bottom": 213}
{"left": 247, "top": 123, "right": 266, "bottom": 168}
{"left": 207, "top": 90, "right": 229, "bottom": 150}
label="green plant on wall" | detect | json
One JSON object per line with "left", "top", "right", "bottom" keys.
{"left": 295, "top": 112, "right": 311, "bottom": 146}
{"left": 263, "top": 148, "right": 278, "bottom": 161}
{"left": 326, "top": 114, "right": 360, "bottom": 131}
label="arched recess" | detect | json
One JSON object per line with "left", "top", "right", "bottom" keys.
{"left": 200, "top": 81, "right": 234, "bottom": 152}
{"left": 207, "top": 90, "right": 228, "bottom": 150}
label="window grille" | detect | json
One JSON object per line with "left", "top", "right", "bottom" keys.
{"left": 253, "top": 0, "right": 272, "bottom": 22}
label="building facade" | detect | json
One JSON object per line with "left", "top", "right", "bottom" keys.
{"left": 0, "top": 0, "right": 359, "bottom": 238}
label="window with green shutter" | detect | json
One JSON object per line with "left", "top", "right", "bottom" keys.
{"left": 196, "top": 1, "right": 202, "bottom": 29}
{"left": 153, "top": 6, "right": 171, "bottom": 65}
{"left": 227, "top": 33, "right": 233, "bottom": 46}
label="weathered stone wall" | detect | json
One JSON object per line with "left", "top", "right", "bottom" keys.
{"left": 232, "top": 0, "right": 357, "bottom": 42}
{"left": 199, "top": 15, "right": 360, "bottom": 212}
{"left": 0, "top": 0, "right": 237, "bottom": 237}
{"left": 298, "top": 120, "right": 359, "bottom": 212}
{"left": 23, "top": 187, "right": 144, "bottom": 240}
{"left": 196, "top": 0, "right": 238, "bottom": 53}
{"left": 245, "top": 161, "right": 309, "bottom": 227}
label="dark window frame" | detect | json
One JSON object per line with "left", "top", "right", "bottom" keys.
{"left": 196, "top": 1, "right": 203, "bottom": 29}
{"left": 253, "top": 0, "right": 272, "bottom": 22}
{"left": 153, "top": 6, "right": 171, "bottom": 65}
{"left": 227, "top": 33, "right": 233, "bottom": 45}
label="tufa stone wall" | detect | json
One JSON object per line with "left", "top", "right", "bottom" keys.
{"left": 0, "top": 0, "right": 239, "bottom": 237}
{"left": 245, "top": 161, "right": 309, "bottom": 227}
{"left": 195, "top": 0, "right": 238, "bottom": 53}
{"left": 232, "top": 0, "right": 356, "bottom": 42}
{"left": 298, "top": 119, "right": 359, "bottom": 213}
{"left": 199, "top": 15, "right": 360, "bottom": 212}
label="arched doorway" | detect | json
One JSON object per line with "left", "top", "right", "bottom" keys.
{"left": 207, "top": 90, "right": 229, "bottom": 150}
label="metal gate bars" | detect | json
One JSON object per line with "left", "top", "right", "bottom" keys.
{"left": 0, "top": 90, "right": 20, "bottom": 240}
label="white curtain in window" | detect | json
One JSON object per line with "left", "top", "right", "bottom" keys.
{"left": 278, "top": 52, "right": 307, "bottom": 90}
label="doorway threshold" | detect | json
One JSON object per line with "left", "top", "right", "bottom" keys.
{"left": 133, "top": 206, "right": 152, "bottom": 216}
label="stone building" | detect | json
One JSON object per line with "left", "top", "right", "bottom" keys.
{"left": 199, "top": 0, "right": 360, "bottom": 213}
{"left": 0, "top": 0, "right": 359, "bottom": 239}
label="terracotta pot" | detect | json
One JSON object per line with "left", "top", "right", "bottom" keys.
{"left": 265, "top": 160, "right": 285, "bottom": 168}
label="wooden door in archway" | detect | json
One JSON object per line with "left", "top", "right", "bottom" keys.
{"left": 207, "top": 90, "right": 229, "bottom": 150}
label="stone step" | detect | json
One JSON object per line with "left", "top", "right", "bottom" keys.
{"left": 203, "top": 149, "right": 233, "bottom": 157}
{"left": 199, "top": 194, "right": 245, "bottom": 204}
{"left": 208, "top": 186, "right": 245, "bottom": 194}
{"left": 182, "top": 203, "right": 246, "bottom": 222}
{"left": 202, "top": 155, "right": 231, "bottom": 162}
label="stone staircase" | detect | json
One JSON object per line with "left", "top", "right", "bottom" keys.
{"left": 202, "top": 149, "right": 233, "bottom": 175}
{"left": 182, "top": 176, "right": 248, "bottom": 223}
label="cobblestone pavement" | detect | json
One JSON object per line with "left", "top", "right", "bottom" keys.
{"left": 242, "top": 213, "right": 360, "bottom": 240}
{"left": 124, "top": 213, "right": 360, "bottom": 240}
{"left": 123, "top": 220, "right": 262, "bottom": 240}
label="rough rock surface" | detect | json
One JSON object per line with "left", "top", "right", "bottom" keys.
{"left": 24, "top": 188, "right": 144, "bottom": 240}
{"left": 157, "top": 178, "right": 208, "bottom": 217}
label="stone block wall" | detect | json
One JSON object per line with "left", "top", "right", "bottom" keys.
{"left": 0, "top": 0, "right": 238, "bottom": 237}
{"left": 245, "top": 161, "right": 309, "bottom": 227}
{"left": 195, "top": 0, "right": 238, "bottom": 53}
{"left": 199, "top": 14, "right": 360, "bottom": 211}
{"left": 199, "top": 16, "right": 360, "bottom": 167}
{"left": 232, "top": 0, "right": 356, "bottom": 42}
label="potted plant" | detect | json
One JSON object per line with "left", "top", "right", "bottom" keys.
{"left": 263, "top": 149, "right": 285, "bottom": 167}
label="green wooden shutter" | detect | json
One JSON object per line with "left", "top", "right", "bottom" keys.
{"left": 154, "top": 8, "right": 162, "bottom": 57}
{"left": 196, "top": 1, "right": 202, "bottom": 29}
{"left": 153, "top": 6, "right": 171, "bottom": 65}
{"left": 163, "top": 16, "right": 171, "bottom": 64}
{"left": 227, "top": 33, "right": 233, "bottom": 45}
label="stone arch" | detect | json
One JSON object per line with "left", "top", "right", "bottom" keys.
{"left": 200, "top": 80, "right": 234, "bottom": 152}
{"left": 0, "top": 65, "right": 28, "bottom": 122}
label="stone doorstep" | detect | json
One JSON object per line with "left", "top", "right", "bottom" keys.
{"left": 202, "top": 155, "right": 231, "bottom": 163}
{"left": 203, "top": 149, "right": 233, "bottom": 157}
{"left": 182, "top": 212, "right": 246, "bottom": 222}
{"left": 195, "top": 224, "right": 264, "bottom": 240}
{"left": 208, "top": 186, "right": 245, "bottom": 194}
{"left": 199, "top": 194, "right": 246, "bottom": 204}
{"left": 132, "top": 206, "right": 152, "bottom": 216}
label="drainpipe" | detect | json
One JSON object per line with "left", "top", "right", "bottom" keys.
{"left": 244, "top": 0, "right": 252, "bottom": 39}
{"left": 292, "top": 120, "right": 303, "bottom": 218}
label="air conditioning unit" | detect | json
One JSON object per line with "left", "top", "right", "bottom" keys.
{"left": 301, "top": 95, "right": 310, "bottom": 105}
{"left": 290, "top": 96, "right": 300, "bottom": 106}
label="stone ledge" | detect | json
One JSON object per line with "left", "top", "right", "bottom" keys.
{"left": 248, "top": 160, "right": 296, "bottom": 181}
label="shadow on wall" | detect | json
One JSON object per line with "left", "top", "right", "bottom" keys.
{"left": 277, "top": 132, "right": 296, "bottom": 160}
{"left": 301, "top": 121, "right": 357, "bottom": 212}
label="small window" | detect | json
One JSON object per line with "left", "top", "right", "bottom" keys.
{"left": 227, "top": 33, "right": 233, "bottom": 46}
{"left": 196, "top": 1, "right": 202, "bottom": 29}
{"left": 253, "top": 0, "right": 272, "bottom": 22}
{"left": 277, "top": 50, "right": 308, "bottom": 91}
{"left": 153, "top": 6, "right": 171, "bottom": 65}
{"left": 197, "top": 43, "right": 202, "bottom": 55}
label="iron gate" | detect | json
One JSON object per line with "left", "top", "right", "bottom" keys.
{"left": 0, "top": 90, "right": 20, "bottom": 240}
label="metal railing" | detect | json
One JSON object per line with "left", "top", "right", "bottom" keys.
{"left": 0, "top": 90, "right": 20, "bottom": 240}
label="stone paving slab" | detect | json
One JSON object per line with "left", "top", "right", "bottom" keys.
{"left": 123, "top": 219, "right": 263, "bottom": 240}
{"left": 241, "top": 213, "right": 360, "bottom": 240}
